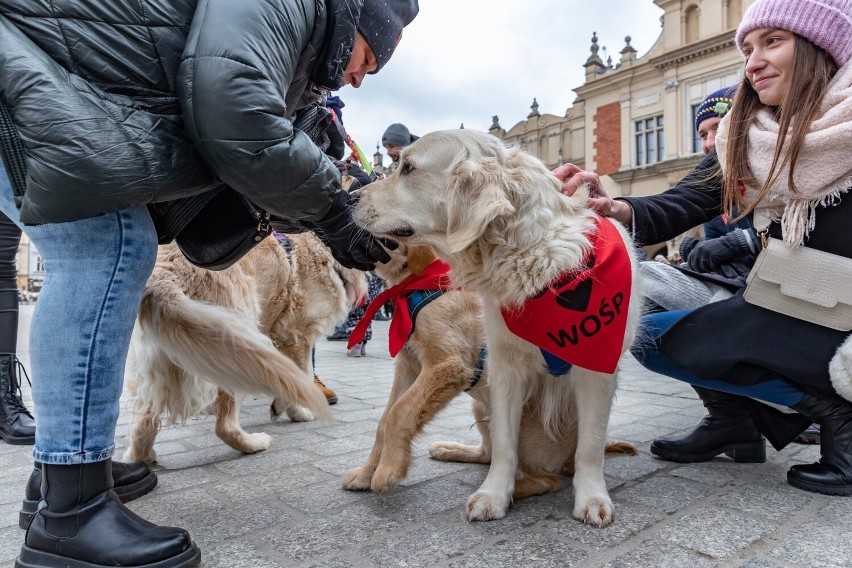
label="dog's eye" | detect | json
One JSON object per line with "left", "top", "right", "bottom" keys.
{"left": 402, "top": 162, "right": 415, "bottom": 175}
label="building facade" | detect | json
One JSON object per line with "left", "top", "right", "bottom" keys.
{"left": 488, "top": 0, "right": 752, "bottom": 256}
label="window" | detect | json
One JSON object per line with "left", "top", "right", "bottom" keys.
{"left": 691, "top": 103, "right": 703, "bottom": 153}
{"left": 685, "top": 5, "right": 700, "bottom": 44}
{"left": 635, "top": 115, "right": 664, "bottom": 166}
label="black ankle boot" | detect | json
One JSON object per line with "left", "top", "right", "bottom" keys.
{"left": 16, "top": 461, "right": 199, "bottom": 568}
{"left": 0, "top": 354, "right": 35, "bottom": 445}
{"left": 19, "top": 459, "right": 158, "bottom": 529}
{"left": 650, "top": 387, "right": 766, "bottom": 463}
{"left": 787, "top": 394, "right": 852, "bottom": 496}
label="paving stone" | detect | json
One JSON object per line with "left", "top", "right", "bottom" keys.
{"left": 602, "top": 538, "right": 720, "bottom": 568}
{"left": 204, "top": 540, "right": 284, "bottom": 568}
{"left": 715, "top": 482, "right": 813, "bottom": 520}
{"left": 360, "top": 520, "right": 484, "bottom": 567}
{"left": 670, "top": 460, "right": 754, "bottom": 486}
{"left": 771, "top": 522, "right": 852, "bottom": 568}
{"left": 657, "top": 506, "right": 776, "bottom": 559}
{"left": 0, "top": 525, "right": 22, "bottom": 565}
{"left": 547, "top": 501, "right": 663, "bottom": 549}
{"left": 447, "top": 531, "right": 588, "bottom": 568}
{"left": 1, "top": 306, "right": 841, "bottom": 567}
{"left": 737, "top": 559, "right": 788, "bottom": 568}
{"left": 605, "top": 452, "right": 668, "bottom": 481}
{"left": 616, "top": 476, "right": 711, "bottom": 513}
{"left": 255, "top": 505, "right": 404, "bottom": 563}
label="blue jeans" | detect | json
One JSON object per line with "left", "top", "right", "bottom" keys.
{"left": 0, "top": 168, "right": 157, "bottom": 464}
{"left": 633, "top": 310, "right": 806, "bottom": 408}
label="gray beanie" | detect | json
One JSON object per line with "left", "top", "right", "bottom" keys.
{"left": 357, "top": 0, "right": 420, "bottom": 72}
{"left": 381, "top": 123, "right": 419, "bottom": 147}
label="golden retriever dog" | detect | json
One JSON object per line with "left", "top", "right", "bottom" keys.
{"left": 123, "top": 233, "right": 366, "bottom": 463}
{"left": 341, "top": 243, "right": 635, "bottom": 500}
{"left": 352, "top": 129, "right": 642, "bottom": 527}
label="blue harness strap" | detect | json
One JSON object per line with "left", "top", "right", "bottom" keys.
{"left": 406, "top": 289, "right": 445, "bottom": 337}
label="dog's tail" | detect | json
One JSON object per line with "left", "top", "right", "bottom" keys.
{"left": 137, "top": 277, "right": 332, "bottom": 423}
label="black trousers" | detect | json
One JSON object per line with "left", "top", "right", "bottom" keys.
{"left": 0, "top": 210, "right": 21, "bottom": 354}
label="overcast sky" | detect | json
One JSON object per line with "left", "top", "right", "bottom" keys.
{"left": 337, "top": 1, "right": 666, "bottom": 169}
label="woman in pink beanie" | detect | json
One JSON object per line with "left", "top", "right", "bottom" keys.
{"left": 557, "top": 0, "right": 852, "bottom": 496}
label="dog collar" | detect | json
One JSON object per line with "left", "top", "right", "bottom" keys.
{"left": 500, "top": 217, "right": 632, "bottom": 375}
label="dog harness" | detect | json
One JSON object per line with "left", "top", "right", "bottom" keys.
{"left": 350, "top": 262, "right": 487, "bottom": 391}
{"left": 348, "top": 259, "right": 453, "bottom": 356}
{"left": 501, "top": 216, "right": 632, "bottom": 375}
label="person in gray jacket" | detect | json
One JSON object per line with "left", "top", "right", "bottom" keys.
{"left": 0, "top": 1, "right": 418, "bottom": 567}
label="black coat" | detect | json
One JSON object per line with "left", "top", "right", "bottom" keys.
{"left": 623, "top": 151, "right": 851, "bottom": 400}
{"left": 0, "top": 0, "right": 359, "bottom": 229}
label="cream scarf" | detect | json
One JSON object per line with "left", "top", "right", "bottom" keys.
{"left": 716, "top": 60, "right": 852, "bottom": 246}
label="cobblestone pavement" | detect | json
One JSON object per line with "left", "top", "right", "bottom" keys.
{"left": 2, "top": 304, "right": 850, "bottom": 567}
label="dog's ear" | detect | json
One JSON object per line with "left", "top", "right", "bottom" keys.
{"left": 446, "top": 159, "right": 515, "bottom": 254}
{"left": 406, "top": 245, "right": 438, "bottom": 275}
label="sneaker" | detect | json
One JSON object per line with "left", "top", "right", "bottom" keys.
{"left": 326, "top": 329, "right": 350, "bottom": 341}
{"left": 314, "top": 375, "right": 338, "bottom": 405}
{"left": 346, "top": 344, "right": 362, "bottom": 358}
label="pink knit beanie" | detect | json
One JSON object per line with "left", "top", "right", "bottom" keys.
{"left": 735, "top": 0, "right": 852, "bottom": 67}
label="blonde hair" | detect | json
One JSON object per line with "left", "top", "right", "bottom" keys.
{"left": 723, "top": 35, "right": 838, "bottom": 221}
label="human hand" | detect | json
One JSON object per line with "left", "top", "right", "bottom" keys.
{"left": 551, "top": 163, "right": 631, "bottom": 222}
{"left": 686, "top": 234, "right": 738, "bottom": 273}
{"left": 313, "top": 191, "right": 396, "bottom": 270}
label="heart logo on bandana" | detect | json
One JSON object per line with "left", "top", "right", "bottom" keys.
{"left": 555, "top": 277, "right": 593, "bottom": 312}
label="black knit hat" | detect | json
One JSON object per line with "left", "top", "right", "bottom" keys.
{"left": 357, "top": 0, "right": 420, "bottom": 72}
{"left": 381, "top": 123, "right": 419, "bottom": 147}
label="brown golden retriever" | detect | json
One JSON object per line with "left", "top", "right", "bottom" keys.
{"left": 123, "top": 233, "right": 365, "bottom": 463}
{"left": 342, "top": 243, "right": 635, "bottom": 501}
{"left": 353, "top": 129, "right": 642, "bottom": 526}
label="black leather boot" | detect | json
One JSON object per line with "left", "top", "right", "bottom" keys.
{"left": 19, "top": 459, "right": 158, "bottom": 529}
{"left": 0, "top": 353, "right": 35, "bottom": 445}
{"left": 787, "top": 394, "right": 852, "bottom": 496}
{"left": 650, "top": 387, "right": 766, "bottom": 463}
{"left": 16, "top": 461, "right": 200, "bottom": 568}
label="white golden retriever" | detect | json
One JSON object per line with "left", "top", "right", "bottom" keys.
{"left": 352, "top": 129, "right": 641, "bottom": 527}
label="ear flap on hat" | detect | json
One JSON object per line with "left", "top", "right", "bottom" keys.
{"left": 446, "top": 159, "right": 515, "bottom": 254}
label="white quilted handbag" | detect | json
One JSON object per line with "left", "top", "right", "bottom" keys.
{"left": 744, "top": 236, "right": 852, "bottom": 331}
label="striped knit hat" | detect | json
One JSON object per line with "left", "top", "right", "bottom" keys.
{"left": 735, "top": 0, "right": 852, "bottom": 67}
{"left": 695, "top": 86, "right": 737, "bottom": 132}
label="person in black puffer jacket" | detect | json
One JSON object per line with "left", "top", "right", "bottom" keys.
{"left": 0, "top": 1, "right": 418, "bottom": 567}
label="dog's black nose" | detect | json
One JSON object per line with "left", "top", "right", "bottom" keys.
{"left": 390, "top": 227, "right": 415, "bottom": 238}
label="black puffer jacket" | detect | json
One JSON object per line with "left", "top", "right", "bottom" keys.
{"left": 0, "top": 0, "right": 359, "bottom": 228}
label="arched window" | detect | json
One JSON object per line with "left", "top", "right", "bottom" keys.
{"left": 726, "top": 0, "right": 742, "bottom": 30}
{"left": 685, "top": 5, "right": 700, "bottom": 44}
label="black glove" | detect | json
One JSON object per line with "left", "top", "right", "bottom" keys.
{"left": 686, "top": 229, "right": 747, "bottom": 273}
{"left": 313, "top": 191, "right": 395, "bottom": 271}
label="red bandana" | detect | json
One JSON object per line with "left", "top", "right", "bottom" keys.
{"left": 348, "top": 259, "right": 452, "bottom": 356}
{"left": 501, "top": 217, "right": 632, "bottom": 374}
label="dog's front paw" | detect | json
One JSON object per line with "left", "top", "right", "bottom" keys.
{"left": 341, "top": 467, "right": 373, "bottom": 491}
{"left": 573, "top": 495, "right": 614, "bottom": 528}
{"left": 466, "top": 490, "right": 509, "bottom": 521}
{"left": 370, "top": 463, "right": 406, "bottom": 492}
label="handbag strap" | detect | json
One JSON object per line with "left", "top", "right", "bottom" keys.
{"left": 753, "top": 211, "right": 772, "bottom": 249}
